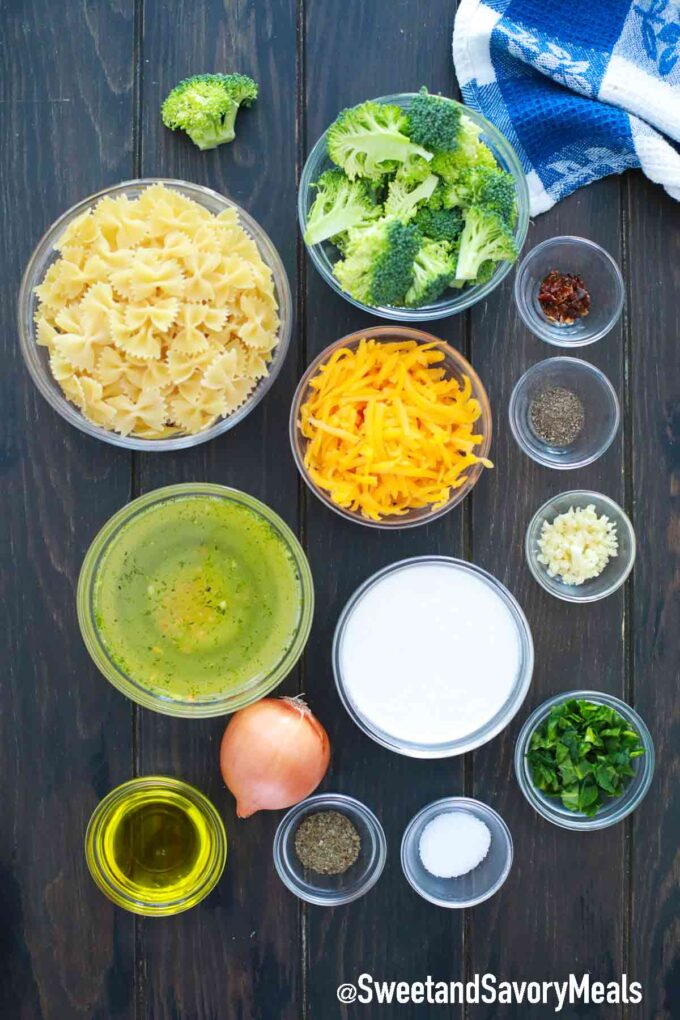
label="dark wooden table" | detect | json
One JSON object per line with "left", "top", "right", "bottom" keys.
{"left": 2, "top": 2, "right": 679, "bottom": 1018}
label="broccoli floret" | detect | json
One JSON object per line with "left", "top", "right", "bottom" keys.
{"left": 327, "top": 101, "right": 432, "bottom": 181}
{"left": 384, "top": 174, "right": 438, "bottom": 221}
{"left": 455, "top": 205, "right": 517, "bottom": 281}
{"left": 334, "top": 217, "right": 421, "bottom": 306}
{"left": 161, "top": 73, "right": 258, "bottom": 150}
{"left": 405, "top": 238, "right": 457, "bottom": 306}
{"left": 435, "top": 166, "right": 517, "bottom": 224}
{"left": 470, "top": 166, "right": 517, "bottom": 226}
{"left": 413, "top": 206, "right": 464, "bottom": 245}
{"left": 304, "top": 169, "right": 381, "bottom": 245}
{"left": 394, "top": 155, "right": 435, "bottom": 187}
{"left": 406, "top": 87, "right": 461, "bottom": 152}
{"left": 429, "top": 115, "right": 497, "bottom": 180}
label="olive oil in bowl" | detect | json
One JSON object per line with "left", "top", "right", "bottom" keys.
{"left": 85, "top": 777, "right": 227, "bottom": 916}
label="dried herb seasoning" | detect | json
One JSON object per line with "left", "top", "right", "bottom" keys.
{"left": 529, "top": 386, "right": 584, "bottom": 446}
{"left": 538, "top": 269, "right": 591, "bottom": 325}
{"left": 294, "top": 811, "right": 361, "bottom": 875}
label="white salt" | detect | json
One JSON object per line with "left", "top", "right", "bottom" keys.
{"left": 418, "top": 811, "right": 491, "bottom": 878}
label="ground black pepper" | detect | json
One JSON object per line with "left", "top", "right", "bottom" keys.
{"left": 294, "top": 811, "right": 361, "bottom": 875}
{"left": 529, "top": 386, "right": 585, "bottom": 446}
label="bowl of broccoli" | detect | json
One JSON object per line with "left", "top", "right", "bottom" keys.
{"left": 299, "top": 90, "right": 530, "bottom": 321}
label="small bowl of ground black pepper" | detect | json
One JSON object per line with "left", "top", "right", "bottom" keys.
{"left": 273, "top": 793, "right": 387, "bottom": 905}
{"left": 514, "top": 236, "right": 624, "bottom": 347}
{"left": 509, "top": 357, "right": 620, "bottom": 469}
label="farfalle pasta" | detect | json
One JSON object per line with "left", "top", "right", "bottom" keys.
{"left": 33, "top": 184, "right": 280, "bottom": 438}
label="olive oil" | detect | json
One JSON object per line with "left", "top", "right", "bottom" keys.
{"left": 86, "top": 777, "right": 227, "bottom": 916}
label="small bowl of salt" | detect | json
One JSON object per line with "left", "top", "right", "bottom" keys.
{"left": 401, "top": 797, "right": 513, "bottom": 908}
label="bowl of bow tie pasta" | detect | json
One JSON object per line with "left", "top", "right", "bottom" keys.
{"left": 19, "top": 179, "right": 292, "bottom": 450}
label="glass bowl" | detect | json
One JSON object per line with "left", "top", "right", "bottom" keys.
{"left": 525, "top": 490, "right": 635, "bottom": 603}
{"left": 85, "top": 776, "right": 227, "bottom": 916}
{"left": 299, "top": 93, "right": 530, "bottom": 321}
{"left": 401, "top": 798, "right": 513, "bottom": 908}
{"left": 18, "top": 178, "right": 293, "bottom": 451}
{"left": 289, "top": 326, "right": 492, "bottom": 529}
{"left": 514, "top": 236, "right": 624, "bottom": 347}
{"left": 515, "top": 691, "right": 655, "bottom": 830}
{"left": 333, "top": 557, "right": 534, "bottom": 758}
{"left": 509, "top": 357, "right": 620, "bottom": 469}
{"left": 272, "top": 793, "right": 387, "bottom": 906}
{"left": 77, "top": 483, "right": 314, "bottom": 717}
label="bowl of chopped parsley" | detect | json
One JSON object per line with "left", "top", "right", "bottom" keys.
{"left": 514, "top": 691, "right": 654, "bottom": 830}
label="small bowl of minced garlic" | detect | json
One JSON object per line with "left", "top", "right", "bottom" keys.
{"left": 525, "top": 490, "right": 635, "bottom": 603}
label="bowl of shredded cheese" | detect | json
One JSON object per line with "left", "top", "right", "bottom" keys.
{"left": 289, "top": 326, "right": 492, "bottom": 528}
{"left": 525, "top": 490, "right": 636, "bottom": 602}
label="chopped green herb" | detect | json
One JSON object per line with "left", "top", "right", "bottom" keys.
{"left": 526, "top": 699, "right": 645, "bottom": 817}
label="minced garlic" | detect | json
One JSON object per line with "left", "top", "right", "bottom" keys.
{"left": 537, "top": 504, "right": 618, "bottom": 586}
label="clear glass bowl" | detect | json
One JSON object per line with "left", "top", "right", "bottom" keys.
{"left": 289, "top": 326, "right": 492, "bottom": 529}
{"left": 525, "top": 490, "right": 635, "bottom": 603}
{"left": 272, "top": 793, "right": 387, "bottom": 906}
{"left": 298, "top": 93, "right": 530, "bottom": 321}
{"left": 77, "top": 484, "right": 314, "bottom": 717}
{"left": 333, "top": 557, "right": 534, "bottom": 758}
{"left": 514, "top": 236, "right": 624, "bottom": 347}
{"left": 18, "top": 178, "right": 293, "bottom": 451}
{"left": 85, "top": 776, "right": 227, "bottom": 916}
{"left": 509, "top": 357, "right": 620, "bottom": 469}
{"left": 401, "top": 797, "right": 513, "bottom": 908}
{"left": 514, "top": 691, "right": 655, "bottom": 831}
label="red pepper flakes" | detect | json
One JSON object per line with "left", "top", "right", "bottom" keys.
{"left": 538, "top": 269, "right": 591, "bottom": 325}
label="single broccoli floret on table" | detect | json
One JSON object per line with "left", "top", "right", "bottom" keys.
{"left": 333, "top": 216, "right": 421, "bottom": 306}
{"left": 413, "top": 206, "right": 464, "bottom": 245}
{"left": 384, "top": 174, "right": 438, "bottom": 221}
{"left": 405, "top": 237, "right": 457, "bottom": 306}
{"left": 429, "top": 114, "right": 497, "bottom": 180}
{"left": 455, "top": 205, "right": 518, "bottom": 281}
{"left": 406, "top": 87, "right": 461, "bottom": 152}
{"left": 304, "top": 169, "right": 382, "bottom": 245}
{"left": 327, "top": 100, "right": 433, "bottom": 181}
{"left": 161, "top": 73, "right": 258, "bottom": 150}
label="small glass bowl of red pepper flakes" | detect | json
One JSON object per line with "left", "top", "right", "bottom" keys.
{"left": 514, "top": 236, "right": 624, "bottom": 347}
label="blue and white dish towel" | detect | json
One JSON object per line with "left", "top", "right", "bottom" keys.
{"left": 453, "top": 0, "right": 680, "bottom": 213}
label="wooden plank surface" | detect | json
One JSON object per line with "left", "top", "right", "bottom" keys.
{"left": 0, "top": 2, "right": 136, "bottom": 1018}
{"left": 134, "top": 2, "right": 302, "bottom": 1018}
{"left": 301, "top": 5, "right": 466, "bottom": 1018}
{"left": 1, "top": 0, "right": 678, "bottom": 1017}
{"left": 626, "top": 175, "right": 680, "bottom": 1020}
{"left": 468, "top": 180, "right": 628, "bottom": 1019}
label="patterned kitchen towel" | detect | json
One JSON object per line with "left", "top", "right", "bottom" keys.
{"left": 453, "top": 0, "right": 680, "bottom": 213}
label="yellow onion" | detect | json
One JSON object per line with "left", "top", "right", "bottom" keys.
{"left": 220, "top": 697, "right": 331, "bottom": 817}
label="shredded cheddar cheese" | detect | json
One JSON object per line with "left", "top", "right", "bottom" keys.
{"left": 298, "top": 338, "right": 492, "bottom": 520}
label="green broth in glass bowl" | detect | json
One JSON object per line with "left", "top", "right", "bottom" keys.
{"left": 78, "top": 484, "right": 314, "bottom": 717}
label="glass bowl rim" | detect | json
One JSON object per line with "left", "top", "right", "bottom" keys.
{"left": 272, "top": 792, "right": 387, "bottom": 905}
{"left": 18, "top": 177, "right": 293, "bottom": 451}
{"left": 508, "top": 356, "right": 621, "bottom": 470}
{"left": 77, "top": 483, "right": 314, "bottom": 717}
{"left": 525, "top": 489, "right": 636, "bottom": 603}
{"left": 289, "top": 325, "right": 493, "bottom": 530}
{"left": 513, "top": 235, "right": 625, "bottom": 347}
{"left": 84, "top": 775, "right": 227, "bottom": 916}
{"left": 298, "top": 92, "right": 530, "bottom": 321}
{"left": 332, "top": 556, "right": 534, "bottom": 758}
{"left": 514, "top": 690, "right": 655, "bottom": 830}
{"left": 400, "top": 796, "right": 513, "bottom": 908}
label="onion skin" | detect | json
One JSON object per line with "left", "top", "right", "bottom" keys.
{"left": 220, "top": 697, "right": 331, "bottom": 817}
